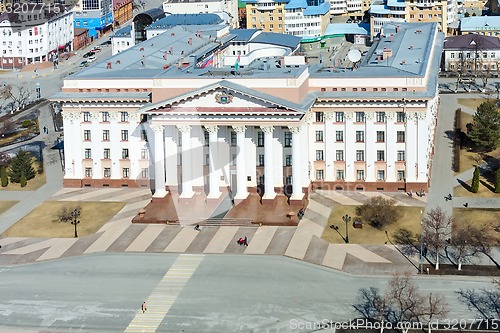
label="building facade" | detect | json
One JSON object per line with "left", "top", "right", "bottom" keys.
{"left": 73, "top": 0, "right": 113, "bottom": 40}
{"left": 459, "top": 16, "right": 500, "bottom": 36}
{"left": 52, "top": 22, "right": 443, "bottom": 206}
{"left": 0, "top": 5, "right": 73, "bottom": 69}
{"left": 113, "top": 0, "right": 133, "bottom": 28}
{"left": 162, "top": 0, "right": 239, "bottom": 28}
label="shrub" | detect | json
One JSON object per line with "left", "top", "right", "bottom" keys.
{"left": 355, "top": 196, "right": 401, "bottom": 229}
{"left": 1, "top": 166, "right": 8, "bottom": 187}
{"left": 471, "top": 166, "right": 480, "bottom": 193}
{"left": 21, "top": 120, "right": 33, "bottom": 128}
{"left": 495, "top": 168, "right": 500, "bottom": 194}
{"left": 8, "top": 149, "right": 35, "bottom": 183}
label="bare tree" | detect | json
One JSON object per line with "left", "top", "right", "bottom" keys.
{"left": 456, "top": 279, "right": 500, "bottom": 320}
{"left": 444, "top": 226, "right": 479, "bottom": 271}
{"left": 392, "top": 228, "right": 435, "bottom": 266}
{"left": 0, "top": 83, "right": 34, "bottom": 112}
{"left": 0, "top": 118, "right": 15, "bottom": 136}
{"left": 353, "top": 272, "right": 448, "bottom": 329}
{"left": 467, "top": 224, "right": 500, "bottom": 269}
{"left": 422, "top": 208, "right": 452, "bottom": 270}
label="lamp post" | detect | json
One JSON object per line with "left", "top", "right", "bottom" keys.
{"left": 419, "top": 209, "right": 424, "bottom": 274}
{"left": 342, "top": 214, "right": 351, "bottom": 244}
{"left": 70, "top": 208, "right": 81, "bottom": 238}
{"left": 35, "top": 82, "right": 41, "bottom": 99}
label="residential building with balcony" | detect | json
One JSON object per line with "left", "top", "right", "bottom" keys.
{"left": 73, "top": 0, "right": 113, "bottom": 40}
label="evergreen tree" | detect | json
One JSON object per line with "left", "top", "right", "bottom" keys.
{"left": 471, "top": 166, "right": 480, "bottom": 193}
{"left": 20, "top": 171, "right": 27, "bottom": 187}
{"left": 468, "top": 101, "right": 500, "bottom": 152}
{"left": 1, "top": 166, "right": 8, "bottom": 187}
{"left": 8, "top": 149, "right": 35, "bottom": 183}
{"left": 495, "top": 168, "right": 500, "bottom": 194}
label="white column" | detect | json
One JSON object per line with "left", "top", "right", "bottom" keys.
{"left": 91, "top": 112, "right": 102, "bottom": 179}
{"left": 405, "top": 113, "right": 418, "bottom": 182}
{"left": 324, "top": 112, "right": 335, "bottom": 181}
{"left": 365, "top": 112, "right": 376, "bottom": 182}
{"left": 233, "top": 125, "right": 248, "bottom": 200}
{"left": 273, "top": 127, "right": 284, "bottom": 190}
{"left": 178, "top": 125, "right": 194, "bottom": 198}
{"left": 344, "top": 112, "right": 355, "bottom": 182}
{"left": 261, "top": 126, "right": 276, "bottom": 200}
{"left": 386, "top": 112, "right": 397, "bottom": 182}
{"left": 300, "top": 123, "right": 310, "bottom": 188}
{"left": 246, "top": 126, "right": 257, "bottom": 188}
{"left": 164, "top": 125, "right": 178, "bottom": 190}
{"left": 206, "top": 125, "right": 222, "bottom": 199}
{"left": 191, "top": 125, "right": 204, "bottom": 188}
{"left": 289, "top": 126, "right": 304, "bottom": 200}
{"left": 417, "top": 113, "right": 428, "bottom": 183}
{"left": 62, "top": 111, "right": 77, "bottom": 178}
{"left": 151, "top": 124, "right": 167, "bottom": 198}
{"left": 109, "top": 112, "right": 120, "bottom": 179}
{"left": 129, "top": 113, "right": 140, "bottom": 180}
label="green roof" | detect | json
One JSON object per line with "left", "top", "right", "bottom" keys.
{"left": 238, "top": 0, "right": 246, "bottom": 8}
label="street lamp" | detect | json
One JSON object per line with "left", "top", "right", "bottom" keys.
{"left": 419, "top": 209, "right": 424, "bottom": 274}
{"left": 342, "top": 214, "right": 351, "bottom": 244}
{"left": 70, "top": 208, "right": 81, "bottom": 238}
{"left": 35, "top": 82, "right": 41, "bottom": 99}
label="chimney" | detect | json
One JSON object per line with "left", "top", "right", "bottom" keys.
{"left": 188, "top": 37, "right": 192, "bottom": 45}
{"left": 383, "top": 47, "right": 392, "bottom": 59}
{"left": 163, "top": 51, "right": 167, "bottom": 60}
{"left": 171, "top": 32, "right": 175, "bottom": 36}
{"left": 199, "top": 31, "right": 202, "bottom": 38}
{"left": 409, "top": 44, "right": 413, "bottom": 50}
{"left": 401, "top": 59, "right": 406, "bottom": 65}
{"left": 140, "top": 47, "right": 144, "bottom": 51}
{"left": 181, "top": 50, "right": 184, "bottom": 56}
{"left": 390, "top": 34, "right": 394, "bottom": 42}
{"left": 107, "top": 62, "right": 112, "bottom": 69}
{"left": 141, "top": 60, "right": 145, "bottom": 66}
{"left": 169, "top": 46, "right": 173, "bottom": 54}
{"left": 377, "top": 54, "right": 381, "bottom": 62}
{"left": 396, "top": 25, "right": 400, "bottom": 33}
{"left": 116, "top": 60, "right": 121, "bottom": 64}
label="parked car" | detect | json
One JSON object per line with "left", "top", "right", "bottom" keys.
{"left": 87, "top": 55, "right": 97, "bottom": 63}
{"left": 100, "top": 39, "right": 111, "bottom": 46}
{"left": 83, "top": 51, "right": 95, "bottom": 58}
{"left": 92, "top": 46, "right": 101, "bottom": 52}
{"left": 79, "top": 60, "right": 89, "bottom": 67}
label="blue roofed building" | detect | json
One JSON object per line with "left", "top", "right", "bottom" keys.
{"left": 73, "top": 0, "right": 114, "bottom": 40}
{"left": 460, "top": 16, "right": 500, "bottom": 36}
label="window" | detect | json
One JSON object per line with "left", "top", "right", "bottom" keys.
{"left": 377, "top": 170, "right": 385, "bottom": 180}
{"left": 141, "top": 148, "right": 149, "bottom": 160}
{"left": 376, "top": 112, "right": 386, "bottom": 123}
{"left": 335, "top": 112, "right": 344, "bottom": 122}
{"left": 123, "top": 168, "right": 130, "bottom": 178}
{"left": 483, "top": 52, "right": 488, "bottom": 59}
{"left": 83, "top": 112, "right": 91, "bottom": 122}
{"left": 316, "top": 112, "right": 324, "bottom": 122}
{"left": 336, "top": 131, "right": 343, "bottom": 142}
{"left": 84, "top": 149, "right": 92, "bottom": 159}
{"left": 397, "top": 151, "right": 405, "bottom": 161}
{"left": 491, "top": 53, "right": 495, "bottom": 58}
{"left": 357, "top": 170, "right": 365, "bottom": 180}
{"left": 85, "top": 168, "right": 92, "bottom": 178}
{"left": 376, "top": 131, "right": 385, "bottom": 142}
{"left": 336, "top": 150, "right": 344, "bottom": 161}
{"left": 336, "top": 170, "right": 344, "bottom": 180}
{"left": 316, "top": 169, "right": 324, "bottom": 180}
{"left": 356, "top": 131, "right": 365, "bottom": 142}
{"left": 84, "top": 130, "right": 91, "bottom": 141}
{"left": 102, "top": 130, "right": 110, "bottom": 141}
{"left": 315, "top": 130, "right": 324, "bottom": 142}
{"left": 141, "top": 130, "right": 147, "bottom": 141}
{"left": 397, "top": 131, "right": 405, "bottom": 142}
{"left": 120, "top": 112, "right": 129, "bottom": 122}
{"left": 258, "top": 154, "right": 265, "bottom": 166}
{"left": 103, "top": 148, "right": 111, "bottom": 159}
{"left": 141, "top": 168, "right": 149, "bottom": 178}
{"left": 122, "top": 149, "right": 129, "bottom": 159}
{"left": 204, "top": 131, "right": 209, "bottom": 146}
{"left": 316, "top": 150, "right": 324, "bottom": 161}
{"left": 102, "top": 112, "right": 109, "bottom": 122}
{"left": 396, "top": 112, "right": 405, "bottom": 122}
{"left": 257, "top": 131, "right": 264, "bottom": 147}
{"left": 377, "top": 150, "right": 385, "bottom": 161}
{"left": 356, "top": 150, "right": 364, "bottom": 161}
{"left": 284, "top": 132, "right": 292, "bottom": 147}
{"left": 121, "top": 130, "right": 128, "bottom": 141}
{"left": 355, "top": 112, "right": 365, "bottom": 122}
{"left": 397, "top": 170, "right": 405, "bottom": 181}
{"left": 230, "top": 131, "right": 237, "bottom": 146}
{"left": 104, "top": 168, "right": 111, "bottom": 178}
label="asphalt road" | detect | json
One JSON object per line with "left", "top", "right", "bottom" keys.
{"left": 0, "top": 253, "right": 494, "bottom": 333}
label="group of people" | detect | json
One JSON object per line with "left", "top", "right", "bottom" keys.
{"left": 237, "top": 236, "right": 248, "bottom": 246}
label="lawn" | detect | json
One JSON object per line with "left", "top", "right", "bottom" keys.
{"left": 453, "top": 208, "right": 500, "bottom": 237}
{"left": 321, "top": 205, "right": 423, "bottom": 244}
{"left": 0, "top": 162, "right": 46, "bottom": 191}
{"left": 1, "top": 201, "right": 126, "bottom": 238}
{"left": 454, "top": 175, "right": 500, "bottom": 198}
{"left": 457, "top": 98, "right": 491, "bottom": 111}
{"left": 0, "top": 201, "right": 18, "bottom": 214}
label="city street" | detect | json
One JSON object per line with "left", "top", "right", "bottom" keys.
{"left": 0, "top": 253, "right": 495, "bottom": 332}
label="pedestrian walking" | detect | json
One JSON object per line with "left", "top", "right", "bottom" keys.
{"left": 463, "top": 202, "right": 468, "bottom": 208}
{"left": 141, "top": 302, "right": 147, "bottom": 313}
{"left": 194, "top": 224, "right": 200, "bottom": 231}
{"left": 46, "top": 128, "right": 49, "bottom": 134}
{"left": 243, "top": 236, "right": 248, "bottom": 246}
{"left": 43, "top": 126, "right": 47, "bottom": 133}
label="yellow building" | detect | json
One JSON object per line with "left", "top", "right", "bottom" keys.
{"left": 245, "top": 0, "right": 287, "bottom": 32}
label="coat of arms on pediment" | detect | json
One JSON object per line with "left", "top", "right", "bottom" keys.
{"left": 215, "top": 91, "right": 233, "bottom": 104}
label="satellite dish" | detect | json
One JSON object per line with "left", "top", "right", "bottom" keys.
{"left": 347, "top": 49, "right": 362, "bottom": 63}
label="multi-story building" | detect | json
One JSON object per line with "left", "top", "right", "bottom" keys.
{"left": 112, "top": 0, "right": 133, "bottom": 29}
{"left": 52, "top": 22, "right": 443, "bottom": 216}
{"left": 245, "top": 0, "right": 330, "bottom": 39}
{"left": 73, "top": 0, "right": 113, "bottom": 40}
{"left": 162, "top": 0, "right": 239, "bottom": 28}
{"left": 330, "top": 0, "right": 368, "bottom": 21}
{"left": 370, "top": 0, "right": 457, "bottom": 37}
{"left": 0, "top": 4, "right": 73, "bottom": 69}
{"left": 460, "top": 16, "right": 500, "bottom": 36}
{"left": 461, "top": 0, "right": 486, "bottom": 15}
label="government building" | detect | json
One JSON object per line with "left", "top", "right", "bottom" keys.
{"left": 52, "top": 22, "right": 443, "bottom": 223}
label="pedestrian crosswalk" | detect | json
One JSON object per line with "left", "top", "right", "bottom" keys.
{"left": 124, "top": 254, "right": 204, "bottom": 333}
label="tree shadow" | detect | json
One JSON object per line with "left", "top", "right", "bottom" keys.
{"left": 444, "top": 130, "right": 455, "bottom": 140}
{"left": 457, "top": 178, "right": 472, "bottom": 192}
{"left": 480, "top": 179, "right": 495, "bottom": 192}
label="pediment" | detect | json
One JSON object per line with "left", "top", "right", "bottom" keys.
{"left": 169, "top": 88, "right": 275, "bottom": 109}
